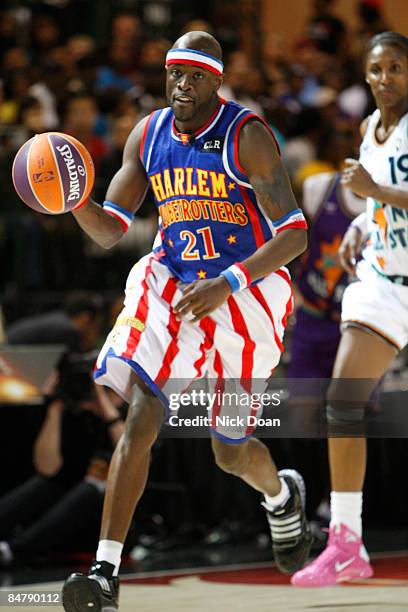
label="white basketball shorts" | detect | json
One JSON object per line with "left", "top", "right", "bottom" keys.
{"left": 341, "top": 260, "right": 408, "bottom": 351}
{"left": 95, "top": 251, "right": 293, "bottom": 442}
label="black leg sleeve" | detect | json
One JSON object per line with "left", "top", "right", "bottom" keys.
{"left": 0, "top": 475, "right": 66, "bottom": 539}
{"left": 10, "top": 481, "right": 103, "bottom": 555}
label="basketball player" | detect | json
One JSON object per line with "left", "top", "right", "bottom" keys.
{"left": 62, "top": 32, "right": 311, "bottom": 611}
{"left": 292, "top": 32, "right": 408, "bottom": 586}
{"left": 289, "top": 125, "right": 366, "bottom": 383}
{"left": 286, "top": 168, "right": 365, "bottom": 518}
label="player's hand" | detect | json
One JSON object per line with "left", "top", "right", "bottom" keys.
{"left": 338, "top": 225, "right": 363, "bottom": 274}
{"left": 341, "top": 159, "right": 377, "bottom": 198}
{"left": 174, "top": 276, "right": 232, "bottom": 322}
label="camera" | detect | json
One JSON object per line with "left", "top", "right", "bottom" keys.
{"left": 55, "top": 351, "right": 98, "bottom": 406}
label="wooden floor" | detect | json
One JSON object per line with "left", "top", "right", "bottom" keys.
{"left": 3, "top": 554, "right": 408, "bottom": 612}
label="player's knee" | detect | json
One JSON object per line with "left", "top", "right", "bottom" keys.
{"left": 212, "top": 439, "right": 249, "bottom": 476}
{"left": 326, "top": 382, "right": 366, "bottom": 425}
{"left": 122, "top": 385, "right": 164, "bottom": 452}
{"left": 326, "top": 395, "right": 365, "bottom": 425}
{"left": 325, "top": 402, "right": 366, "bottom": 425}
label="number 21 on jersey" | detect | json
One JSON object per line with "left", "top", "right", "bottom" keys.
{"left": 180, "top": 226, "right": 220, "bottom": 260}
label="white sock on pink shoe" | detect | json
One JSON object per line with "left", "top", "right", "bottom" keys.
{"left": 96, "top": 540, "right": 123, "bottom": 577}
{"left": 330, "top": 491, "right": 363, "bottom": 537}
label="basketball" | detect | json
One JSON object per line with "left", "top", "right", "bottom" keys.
{"left": 12, "top": 132, "right": 95, "bottom": 214}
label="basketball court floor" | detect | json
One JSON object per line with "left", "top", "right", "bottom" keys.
{"left": 1, "top": 543, "right": 407, "bottom": 611}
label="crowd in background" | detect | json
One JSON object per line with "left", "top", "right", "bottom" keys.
{"left": 2, "top": 0, "right": 407, "bottom": 564}
{"left": 0, "top": 0, "right": 391, "bottom": 317}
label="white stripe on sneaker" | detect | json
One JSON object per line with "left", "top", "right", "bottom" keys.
{"left": 270, "top": 521, "right": 302, "bottom": 533}
{"left": 268, "top": 513, "right": 301, "bottom": 526}
{"left": 271, "top": 528, "right": 302, "bottom": 540}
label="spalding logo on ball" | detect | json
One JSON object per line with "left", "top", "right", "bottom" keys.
{"left": 12, "top": 132, "right": 95, "bottom": 214}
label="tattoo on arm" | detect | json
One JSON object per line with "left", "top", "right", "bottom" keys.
{"left": 239, "top": 120, "right": 298, "bottom": 222}
{"left": 251, "top": 159, "right": 298, "bottom": 221}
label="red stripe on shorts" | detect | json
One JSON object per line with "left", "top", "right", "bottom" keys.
{"left": 245, "top": 402, "right": 260, "bottom": 437}
{"left": 161, "top": 276, "right": 178, "bottom": 304}
{"left": 227, "top": 296, "right": 255, "bottom": 392}
{"left": 274, "top": 267, "right": 292, "bottom": 289}
{"left": 154, "top": 281, "right": 181, "bottom": 388}
{"left": 123, "top": 258, "right": 153, "bottom": 359}
{"left": 199, "top": 318, "right": 224, "bottom": 428}
{"left": 274, "top": 268, "right": 293, "bottom": 325}
{"left": 211, "top": 349, "right": 224, "bottom": 429}
{"left": 193, "top": 319, "right": 215, "bottom": 378}
{"left": 249, "top": 285, "right": 284, "bottom": 354}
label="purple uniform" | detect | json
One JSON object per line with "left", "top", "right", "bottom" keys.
{"left": 288, "top": 173, "right": 364, "bottom": 378}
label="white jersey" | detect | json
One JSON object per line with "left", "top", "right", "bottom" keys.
{"left": 359, "top": 108, "right": 408, "bottom": 278}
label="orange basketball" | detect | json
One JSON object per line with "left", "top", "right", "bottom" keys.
{"left": 12, "top": 132, "right": 95, "bottom": 214}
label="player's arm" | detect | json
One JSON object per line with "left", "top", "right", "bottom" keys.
{"left": 341, "top": 158, "right": 408, "bottom": 209}
{"left": 237, "top": 120, "right": 307, "bottom": 280}
{"left": 33, "top": 400, "right": 64, "bottom": 477}
{"left": 341, "top": 115, "right": 408, "bottom": 209}
{"left": 72, "top": 116, "right": 150, "bottom": 248}
{"left": 338, "top": 212, "right": 367, "bottom": 274}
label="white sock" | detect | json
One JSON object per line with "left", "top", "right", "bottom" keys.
{"left": 0, "top": 541, "right": 13, "bottom": 563}
{"left": 360, "top": 544, "right": 370, "bottom": 561}
{"left": 264, "top": 477, "right": 290, "bottom": 510}
{"left": 96, "top": 540, "right": 123, "bottom": 577}
{"left": 330, "top": 491, "right": 363, "bottom": 537}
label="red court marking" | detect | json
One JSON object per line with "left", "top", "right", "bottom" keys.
{"left": 122, "top": 554, "right": 408, "bottom": 587}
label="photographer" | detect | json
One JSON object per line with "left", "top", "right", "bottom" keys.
{"left": 0, "top": 305, "right": 4, "bottom": 343}
{"left": 0, "top": 353, "right": 126, "bottom": 566}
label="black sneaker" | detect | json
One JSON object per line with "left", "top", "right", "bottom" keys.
{"left": 262, "top": 468, "right": 312, "bottom": 574}
{"left": 62, "top": 561, "right": 119, "bottom": 612}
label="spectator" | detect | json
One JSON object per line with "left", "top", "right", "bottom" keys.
{"left": 284, "top": 107, "right": 323, "bottom": 181}
{"left": 16, "top": 96, "right": 47, "bottom": 143}
{"left": 93, "top": 112, "right": 139, "bottom": 201}
{"left": 305, "top": 0, "right": 347, "bottom": 56}
{"left": 351, "top": 0, "right": 390, "bottom": 61}
{"left": 28, "top": 58, "right": 68, "bottom": 129}
{"left": 96, "top": 12, "right": 142, "bottom": 93}
{"left": 0, "top": 369, "right": 126, "bottom": 566}
{"left": 62, "top": 92, "right": 107, "bottom": 170}
{"left": 357, "top": 0, "right": 389, "bottom": 40}
{"left": 219, "top": 51, "right": 264, "bottom": 116}
{"left": 0, "top": 67, "right": 32, "bottom": 126}
{"left": 0, "top": 10, "right": 17, "bottom": 57}
{"left": 87, "top": 112, "right": 157, "bottom": 286}
{"left": 6, "top": 292, "right": 103, "bottom": 353}
{"left": 294, "top": 118, "right": 360, "bottom": 189}
{"left": 66, "top": 34, "right": 96, "bottom": 66}
{"left": 29, "top": 13, "right": 60, "bottom": 65}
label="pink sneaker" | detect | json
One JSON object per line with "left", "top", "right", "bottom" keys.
{"left": 291, "top": 523, "right": 373, "bottom": 587}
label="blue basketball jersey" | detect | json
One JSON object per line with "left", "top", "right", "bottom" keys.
{"left": 140, "top": 99, "right": 278, "bottom": 283}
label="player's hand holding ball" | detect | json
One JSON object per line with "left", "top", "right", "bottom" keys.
{"left": 12, "top": 132, "right": 94, "bottom": 214}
